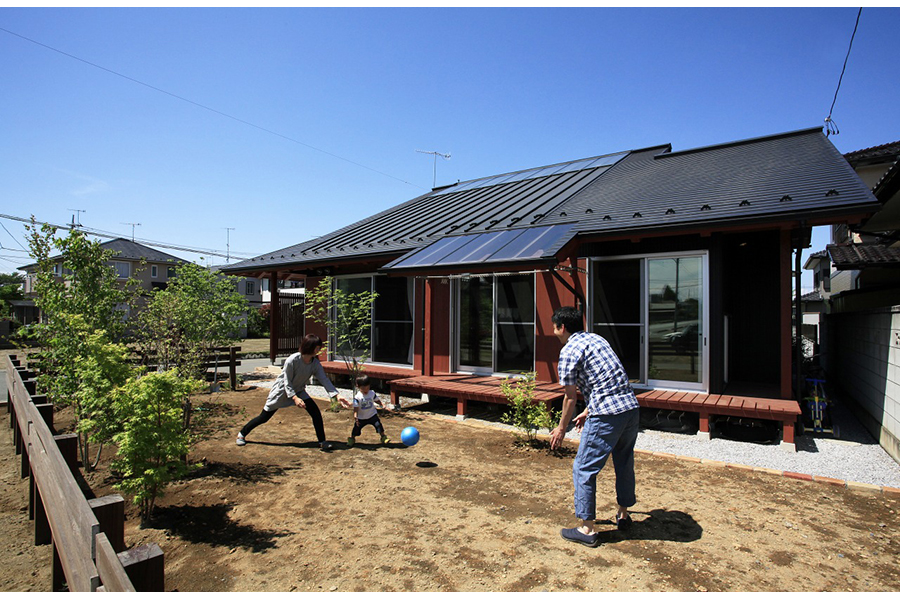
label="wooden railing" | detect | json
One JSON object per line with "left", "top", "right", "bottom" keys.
{"left": 3, "top": 354, "right": 164, "bottom": 592}
{"left": 131, "top": 346, "right": 242, "bottom": 388}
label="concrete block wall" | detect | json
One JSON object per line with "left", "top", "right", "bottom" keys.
{"left": 828, "top": 307, "right": 900, "bottom": 464}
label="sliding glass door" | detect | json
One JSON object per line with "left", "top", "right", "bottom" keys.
{"left": 456, "top": 274, "right": 535, "bottom": 374}
{"left": 591, "top": 252, "right": 707, "bottom": 391}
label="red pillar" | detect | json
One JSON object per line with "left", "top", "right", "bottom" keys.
{"left": 269, "top": 272, "right": 279, "bottom": 364}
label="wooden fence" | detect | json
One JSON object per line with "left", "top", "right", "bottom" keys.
{"left": 3, "top": 354, "right": 164, "bottom": 592}
{"left": 131, "top": 345, "right": 242, "bottom": 388}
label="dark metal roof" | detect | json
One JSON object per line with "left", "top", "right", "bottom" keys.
{"left": 19, "top": 237, "right": 187, "bottom": 271}
{"left": 827, "top": 243, "right": 900, "bottom": 269}
{"left": 844, "top": 140, "right": 900, "bottom": 167}
{"left": 223, "top": 151, "right": 626, "bottom": 273}
{"left": 224, "top": 127, "right": 880, "bottom": 276}
{"left": 538, "top": 127, "right": 880, "bottom": 237}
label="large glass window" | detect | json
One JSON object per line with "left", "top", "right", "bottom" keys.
{"left": 334, "top": 275, "right": 414, "bottom": 366}
{"left": 591, "top": 253, "right": 707, "bottom": 390}
{"left": 372, "top": 276, "right": 415, "bottom": 365}
{"left": 457, "top": 274, "right": 535, "bottom": 374}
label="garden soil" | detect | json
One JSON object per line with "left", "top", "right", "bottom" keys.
{"left": 1, "top": 383, "right": 898, "bottom": 592}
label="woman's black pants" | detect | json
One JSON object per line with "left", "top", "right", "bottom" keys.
{"left": 240, "top": 400, "right": 326, "bottom": 443}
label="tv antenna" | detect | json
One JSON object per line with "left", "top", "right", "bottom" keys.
{"left": 68, "top": 208, "right": 86, "bottom": 228}
{"left": 121, "top": 222, "right": 141, "bottom": 242}
{"left": 416, "top": 149, "right": 451, "bottom": 188}
{"left": 224, "top": 227, "right": 235, "bottom": 263}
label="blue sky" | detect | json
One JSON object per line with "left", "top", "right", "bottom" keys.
{"left": 2, "top": 7, "right": 899, "bottom": 292}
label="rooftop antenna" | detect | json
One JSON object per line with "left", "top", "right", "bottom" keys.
{"left": 68, "top": 208, "right": 86, "bottom": 228}
{"left": 121, "top": 222, "right": 141, "bottom": 242}
{"left": 416, "top": 149, "right": 451, "bottom": 188}
{"left": 224, "top": 227, "right": 235, "bottom": 263}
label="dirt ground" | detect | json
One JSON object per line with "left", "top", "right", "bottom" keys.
{"left": 2, "top": 381, "right": 899, "bottom": 592}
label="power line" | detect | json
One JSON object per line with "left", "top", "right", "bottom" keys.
{"left": 0, "top": 212, "right": 259, "bottom": 261}
{"left": 0, "top": 220, "right": 27, "bottom": 250}
{"left": 824, "top": 8, "right": 862, "bottom": 137}
{"left": 0, "top": 26, "right": 426, "bottom": 191}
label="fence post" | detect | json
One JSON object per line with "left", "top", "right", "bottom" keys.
{"left": 34, "top": 403, "right": 53, "bottom": 433}
{"left": 118, "top": 544, "right": 165, "bottom": 592}
{"left": 51, "top": 541, "right": 65, "bottom": 592}
{"left": 89, "top": 495, "right": 126, "bottom": 553}
{"left": 34, "top": 477, "right": 51, "bottom": 545}
{"left": 230, "top": 346, "right": 238, "bottom": 389}
{"left": 53, "top": 433, "right": 79, "bottom": 475}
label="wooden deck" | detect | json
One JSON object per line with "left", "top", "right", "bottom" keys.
{"left": 319, "top": 361, "right": 419, "bottom": 382}
{"left": 388, "top": 375, "right": 802, "bottom": 450}
{"left": 389, "top": 374, "right": 565, "bottom": 418}
{"left": 635, "top": 389, "right": 802, "bottom": 448}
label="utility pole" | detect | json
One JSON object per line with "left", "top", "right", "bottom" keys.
{"left": 68, "top": 209, "right": 86, "bottom": 228}
{"left": 224, "top": 227, "right": 235, "bottom": 263}
{"left": 121, "top": 222, "right": 141, "bottom": 242}
{"left": 416, "top": 149, "right": 451, "bottom": 188}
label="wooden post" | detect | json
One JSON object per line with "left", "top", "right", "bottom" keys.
{"left": 457, "top": 397, "right": 467, "bottom": 419}
{"left": 34, "top": 478, "right": 51, "bottom": 545}
{"left": 53, "top": 433, "right": 79, "bottom": 475}
{"left": 229, "top": 346, "right": 238, "bottom": 390}
{"left": 118, "top": 544, "right": 165, "bottom": 592}
{"left": 89, "top": 495, "right": 126, "bottom": 553}
{"left": 51, "top": 541, "right": 65, "bottom": 592}
{"left": 34, "top": 403, "right": 53, "bottom": 433}
{"left": 269, "top": 272, "right": 280, "bottom": 364}
{"left": 24, "top": 378, "right": 37, "bottom": 396}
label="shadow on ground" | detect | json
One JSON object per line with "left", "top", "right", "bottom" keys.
{"left": 184, "top": 460, "right": 296, "bottom": 484}
{"left": 151, "top": 503, "right": 290, "bottom": 552}
{"left": 594, "top": 509, "right": 702, "bottom": 545}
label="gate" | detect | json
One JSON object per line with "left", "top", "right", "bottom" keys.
{"left": 277, "top": 294, "right": 305, "bottom": 356}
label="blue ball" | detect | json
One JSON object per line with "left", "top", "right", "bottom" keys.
{"left": 400, "top": 426, "right": 419, "bottom": 447}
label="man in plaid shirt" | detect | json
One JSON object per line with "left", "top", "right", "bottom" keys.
{"left": 549, "top": 306, "right": 640, "bottom": 547}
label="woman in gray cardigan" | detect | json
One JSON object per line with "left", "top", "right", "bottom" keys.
{"left": 236, "top": 334, "right": 349, "bottom": 451}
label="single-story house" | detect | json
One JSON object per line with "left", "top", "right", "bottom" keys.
{"left": 222, "top": 127, "right": 880, "bottom": 449}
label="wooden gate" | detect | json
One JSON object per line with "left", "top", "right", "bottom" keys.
{"left": 277, "top": 294, "right": 305, "bottom": 356}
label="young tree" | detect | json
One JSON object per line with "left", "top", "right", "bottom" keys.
{"left": 24, "top": 222, "right": 140, "bottom": 469}
{"left": 500, "top": 372, "right": 559, "bottom": 447}
{"left": 111, "top": 371, "right": 203, "bottom": 526}
{"left": 303, "top": 276, "right": 377, "bottom": 406}
{"left": 133, "top": 261, "right": 247, "bottom": 426}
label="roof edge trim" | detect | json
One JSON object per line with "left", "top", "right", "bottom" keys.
{"left": 655, "top": 127, "right": 825, "bottom": 160}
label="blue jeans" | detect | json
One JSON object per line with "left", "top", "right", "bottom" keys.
{"left": 573, "top": 408, "right": 639, "bottom": 521}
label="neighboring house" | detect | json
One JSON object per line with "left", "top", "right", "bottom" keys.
{"left": 803, "top": 140, "right": 900, "bottom": 464}
{"left": 19, "top": 237, "right": 189, "bottom": 323}
{"left": 260, "top": 277, "right": 304, "bottom": 304}
{"left": 209, "top": 264, "right": 264, "bottom": 338}
{"left": 223, "top": 127, "right": 878, "bottom": 442}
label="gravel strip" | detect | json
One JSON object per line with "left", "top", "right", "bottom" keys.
{"left": 250, "top": 380, "right": 900, "bottom": 489}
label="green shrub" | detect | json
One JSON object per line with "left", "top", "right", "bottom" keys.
{"left": 500, "top": 372, "right": 558, "bottom": 445}
{"left": 112, "top": 371, "right": 204, "bottom": 525}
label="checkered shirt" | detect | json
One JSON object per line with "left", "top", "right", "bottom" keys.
{"left": 557, "top": 331, "right": 639, "bottom": 416}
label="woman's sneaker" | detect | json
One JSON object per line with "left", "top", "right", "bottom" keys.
{"left": 380, "top": 434, "right": 391, "bottom": 445}
{"left": 236, "top": 433, "right": 246, "bottom": 446}
{"left": 347, "top": 436, "right": 356, "bottom": 447}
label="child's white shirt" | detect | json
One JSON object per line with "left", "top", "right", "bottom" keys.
{"left": 353, "top": 389, "right": 379, "bottom": 420}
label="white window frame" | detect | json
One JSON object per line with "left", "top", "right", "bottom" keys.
{"left": 111, "top": 261, "right": 130, "bottom": 280}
